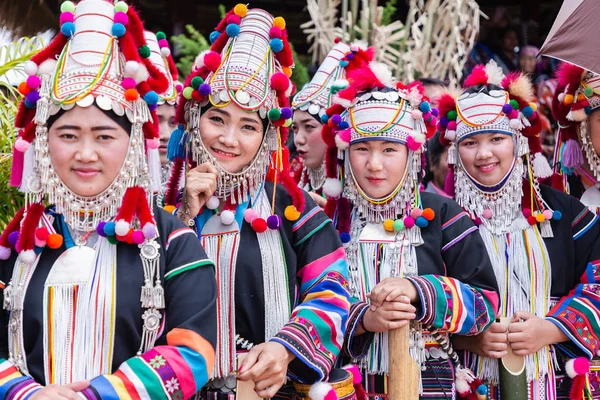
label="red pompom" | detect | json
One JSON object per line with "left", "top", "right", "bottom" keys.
{"left": 251, "top": 218, "right": 267, "bottom": 233}
{"left": 464, "top": 65, "right": 488, "bottom": 87}
{"left": 47, "top": 233, "right": 63, "bottom": 249}
{"left": 35, "top": 227, "right": 50, "bottom": 241}
{"left": 270, "top": 72, "right": 290, "bottom": 92}
{"left": 191, "top": 90, "right": 204, "bottom": 102}
{"left": 203, "top": 51, "right": 222, "bottom": 72}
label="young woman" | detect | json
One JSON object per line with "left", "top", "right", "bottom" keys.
{"left": 437, "top": 61, "right": 600, "bottom": 399}
{"left": 291, "top": 40, "right": 349, "bottom": 207}
{"left": 552, "top": 62, "right": 600, "bottom": 213}
{"left": 164, "top": 4, "right": 351, "bottom": 399}
{"left": 0, "top": 1, "right": 217, "bottom": 398}
{"left": 320, "top": 46, "right": 499, "bottom": 399}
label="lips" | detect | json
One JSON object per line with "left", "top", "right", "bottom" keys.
{"left": 366, "top": 177, "right": 385, "bottom": 184}
{"left": 73, "top": 167, "right": 100, "bottom": 178}
{"left": 476, "top": 162, "right": 498, "bottom": 173}
{"left": 211, "top": 147, "right": 238, "bottom": 158}
{"left": 159, "top": 145, "right": 167, "bottom": 154}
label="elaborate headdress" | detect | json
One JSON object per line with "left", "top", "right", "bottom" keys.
{"left": 552, "top": 63, "right": 600, "bottom": 185}
{"left": 144, "top": 30, "right": 181, "bottom": 105}
{"left": 321, "top": 45, "right": 438, "bottom": 231}
{"left": 292, "top": 39, "right": 350, "bottom": 118}
{"left": 1, "top": 0, "right": 169, "bottom": 261}
{"left": 435, "top": 61, "right": 560, "bottom": 235}
{"left": 166, "top": 3, "right": 304, "bottom": 220}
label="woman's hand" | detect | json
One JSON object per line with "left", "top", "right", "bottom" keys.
{"left": 176, "top": 163, "right": 218, "bottom": 224}
{"left": 308, "top": 191, "right": 327, "bottom": 208}
{"left": 30, "top": 381, "right": 89, "bottom": 400}
{"left": 367, "top": 277, "right": 419, "bottom": 309}
{"left": 359, "top": 296, "right": 416, "bottom": 333}
{"left": 452, "top": 322, "right": 508, "bottom": 359}
{"left": 508, "top": 311, "right": 568, "bottom": 356}
{"left": 237, "top": 342, "right": 295, "bottom": 398}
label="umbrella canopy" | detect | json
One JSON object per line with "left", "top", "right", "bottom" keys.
{"left": 539, "top": 0, "right": 600, "bottom": 75}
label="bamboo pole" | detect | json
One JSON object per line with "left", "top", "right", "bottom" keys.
{"left": 388, "top": 324, "right": 420, "bottom": 400}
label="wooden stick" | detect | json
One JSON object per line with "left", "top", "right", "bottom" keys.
{"left": 388, "top": 324, "right": 420, "bottom": 400}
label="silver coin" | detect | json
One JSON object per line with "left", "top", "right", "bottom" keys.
{"left": 308, "top": 103, "right": 320, "bottom": 115}
{"left": 372, "top": 92, "right": 386, "bottom": 100}
{"left": 112, "top": 101, "right": 125, "bottom": 116}
{"left": 96, "top": 95, "right": 112, "bottom": 111}
{"left": 140, "top": 243, "right": 159, "bottom": 259}
{"left": 143, "top": 309, "right": 161, "bottom": 331}
{"left": 235, "top": 90, "right": 250, "bottom": 104}
{"left": 386, "top": 92, "right": 399, "bottom": 102}
{"left": 219, "top": 90, "right": 231, "bottom": 103}
{"left": 76, "top": 94, "right": 94, "bottom": 108}
{"left": 224, "top": 375, "right": 237, "bottom": 389}
{"left": 27, "top": 175, "right": 43, "bottom": 194}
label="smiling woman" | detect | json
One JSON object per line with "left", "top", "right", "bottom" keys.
{"left": 457, "top": 132, "right": 514, "bottom": 187}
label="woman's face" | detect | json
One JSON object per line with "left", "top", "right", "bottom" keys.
{"left": 199, "top": 103, "right": 264, "bottom": 173}
{"left": 48, "top": 105, "right": 130, "bottom": 197}
{"left": 588, "top": 109, "right": 600, "bottom": 157}
{"left": 292, "top": 110, "right": 326, "bottom": 169}
{"left": 458, "top": 132, "right": 515, "bottom": 186}
{"left": 156, "top": 103, "right": 177, "bottom": 166}
{"left": 349, "top": 140, "right": 408, "bottom": 198}
{"left": 519, "top": 54, "right": 537, "bottom": 74}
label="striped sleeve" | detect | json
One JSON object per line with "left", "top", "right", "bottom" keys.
{"left": 0, "top": 360, "right": 42, "bottom": 400}
{"left": 546, "top": 260, "right": 600, "bottom": 358}
{"left": 341, "top": 300, "right": 373, "bottom": 359}
{"left": 408, "top": 275, "right": 497, "bottom": 335}
{"left": 271, "top": 201, "right": 350, "bottom": 383}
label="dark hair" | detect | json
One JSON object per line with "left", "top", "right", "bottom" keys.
{"left": 422, "top": 131, "right": 446, "bottom": 185}
{"left": 419, "top": 77, "right": 446, "bottom": 87}
{"left": 47, "top": 105, "right": 133, "bottom": 134}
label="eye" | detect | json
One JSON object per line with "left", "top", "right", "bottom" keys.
{"left": 291, "top": 124, "right": 299, "bottom": 132}
{"left": 59, "top": 133, "right": 77, "bottom": 140}
{"left": 383, "top": 147, "right": 397, "bottom": 153}
{"left": 242, "top": 124, "right": 258, "bottom": 132}
{"left": 462, "top": 140, "right": 476, "bottom": 147}
{"left": 168, "top": 117, "right": 176, "bottom": 128}
{"left": 209, "top": 116, "right": 224, "bottom": 124}
{"left": 353, "top": 146, "right": 368, "bottom": 152}
{"left": 98, "top": 134, "right": 116, "bottom": 141}
{"left": 491, "top": 135, "right": 505, "bottom": 142}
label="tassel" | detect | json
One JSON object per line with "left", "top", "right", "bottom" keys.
{"left": 447, "top": 142, "right": 457, "bottom": 165}
{"left": 531, "top": 152, "right": 553, "bottom": 179}
{"left": 153, "top": 282, "right": 165, "bottom": 309}
{"left": 0, "top": 207, "right": 25, "bottom": 260}
{"left": 141, "top": 283, "right": 153, "bottom": 308}
{"left": 518, "top": 135, "right": 530, "bottom": 157}
{"left": 539, "top": 219, "right": 554, "bottom": 238}
{"left": 410, "top": 226, "right": 424, "bottom": 246}
{"left": 167, "top": 124, "right": 187, "bottom": 161}
{"left": 147, "top": 147, "right": 162, "bottom": 193}
{"left": 444, "top": 168, "right": 456, "bottom": 197}
{"left": 562, "top": 138, "right": 584, "bottom": 169}
{"left": 10, "top": 149, "right": 24, "bottom": 187}
{"left": 19, "top": 145, "right": 35, "bottom": 193}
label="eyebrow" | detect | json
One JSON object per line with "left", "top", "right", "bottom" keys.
{"left": 210, "top": 108, "right": 261, "bottom": 125}
{"left": 54, "top": 124, "right": 118, "bottom": 131}
{"left": 299, "top": 118, "right": 318, "bottom": 124}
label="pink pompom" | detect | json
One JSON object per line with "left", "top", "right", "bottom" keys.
{"left": 573, "top": 357, "right": 590, "bottom": 376}
{"left": 122, "top": 77, "right": 137, "bottom": 90}
{"left": 142, "top": 223, "right": 157, "bottom": 239}
{"left": 428, "top": 116, "right": 438, "bottom": 126}
{"left": 34, "top": 237, "right": 46, "bottom": 248}
{"left": 404, "top": 216, "right": 415, "bottom": 229}
{"left": 482, "top": 208, "right": 493, "bottom": 219}
{"left": 410, "top": 208, "right": 422, "bottom": 219}
{"left": 203, "top": 51, "right": 222, "bottom": 72}
{"left": 175, "top": 83, "right": 183, "bottom": 92}
{"left": 227, "top": 15, "right": 242, "bottom": 25}
{"left": 557, "top": 93, "right": 565, "bottom": 103}
{"left": 344, "top": 364, "right": 362, "bottom": 385}
{"left": 60, "top": 12, "right": 74, "bottom": 24}
{"left": 0, "top": 246, "right": 11, "bottom": 260}
{"left": 27, "top": 75, "right": 41, "bottom": 90}
{"left": 244, "top": 209, "right": 257, "bottom": 223}
{"left": 509, "top": 109, "right": 519, "bottom": 119}
{"left": 543, "top": 210, "right": 553, "bottom": 220}
{"left": 422, "top": 112, "right": 431, "bottom": 120}
{"left": 406, "top": 136, "right": 422, "bottom": 151}
{"left": 114, "top": 11, "right": 129, "bottom": 25}
{"left": 132, "top": 230, "right": 145, "bottom": 245}
{"left": 324, "top": 390, "right": 337, "bottom": 400}
{"left": 270, "top": 72, "right": 290, "bottom": 92}
{"left": 530, "top": 111, "right": 538, "bottom": 120}
{"left": 269, "top": 26, "right": 282, "bottom": 39}
{"left": 147, "top": 138, "right": 160, "bottom": 149}
{"left": 522, "top": 208, "right": 531, "bottom": 217}
{"left": 337, "top": 128, "right": 351, "bottom": 142}
{"left": 411, "top": 109, "right": 423, "bottom": 120}
{"left": 14, "top": 137, "right": 31, "bottom": 153}
{"left": 158, "top": 39, "right": 169, "bottom": 48}
{"left": 447, "top": 121, "right": 457, "bottom": 131}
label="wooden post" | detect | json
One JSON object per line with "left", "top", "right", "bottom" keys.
{"left": 498, "top": 318, "right": 527, "bottom": 399}
{"left": 388, "top": 324, "right": 420, "bottom": 400}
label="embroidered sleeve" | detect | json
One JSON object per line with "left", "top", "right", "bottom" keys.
{"left": 271, "top": 212, "right": 351, "bottom": 384}
{"left": 407, "top": 200, "right": 499, "bottom": 335}
{"left": 341, "top": 300, "right": 373, "bottom": 359}
{"left": 82, "top": 222, "right": 218, "bottom": 399}
{"left": 547, "top": 260, "right": 600, "bottom": 358}
{"left": 0, "top": 360, "right": 42, "bottom": 399}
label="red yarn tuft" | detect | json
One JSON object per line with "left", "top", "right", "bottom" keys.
{"left": 0, "top": 207, "right": 25, "bottom": 248}
{"left": 323, "top": 199, "right": 337, "bottom": 219}
{"left": 321, "top": 125, "right": 336, "bottom": 148}
{"left": 324, "top": 144, "right": 339, "bottom": 179}
{"left": 21, "top": 122, "right": 36, "bottom": 143}
{"left": 337, "top": 197, "right": 352, "bottom": 234}
{"left": 165, "top": 158, "right": 184, "bottom": 206}
{"left": 30, "top": 33, "right": 68, "bottom": 65}
{"left": 275, "top": 29, "right": 294, "bottom": 67}
{"left": 280, "top": 172, "right": 306, "bottom": 213}
{"left": 16, "top": 202, "right": 45, "bottom": 253}
{"left": 569, "top": 375, "right": 587, "bottom": 400}
{"left": 435, "top": 93, "right": 457, "bottom": 119}
{"left": 165, "top": 52, "right": 179, "bottom": 80}
{"left": 15, "top": 101, "right": 35, "bottom": 129}
{"left": 116, "top": 187, "right": 141, "bottom": 223}
{"left": 463, "top": 65, "right": 488, "bottom": 87}
{"left": 136, "top": 187, "right": 156, "bottom": 227}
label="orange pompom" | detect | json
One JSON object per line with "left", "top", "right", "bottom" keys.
{"left": 273, "top": 17, "right": 286, "bottom": 30}
{"left": 125, "top": 88, "right": 139, "bottom": 101}
{"left": 383, "top": 219, "right": 395, "bottom": 232}
{"left": 577, "top": 93, "right": 586, "bottom": 102}
{"left": 284, "top": 205, "right": 301, "bottom": 221}
{"left": 535, "top": 213, "right": 545, "bottom": 223}
{"left": 563, "top": 94, "right": 574, "bottom": 105}
{"left": 282, "top": 66, "right": 292, "bottom": 77}
{"left": 422, "top": 208, "right": 435, "bottom": 221}
{"left": 233, "top": 3, "right": 248, "bottom": 17}
{"left": 163, "top": 205, "right": 176, "bottom": 214}
{"left": 47, "top": 233, "right": 64, "bottom": 249}
{"left": 18, "top": 82, "right": 30, "bottom": 95}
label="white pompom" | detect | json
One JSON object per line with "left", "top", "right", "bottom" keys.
{"left": 205, "top": 196, "right": 220, "bottom": 210}
{"left": 308, "top": 382, "right": 335, "bottom": 400}
{"left": 369, "top": 61, "right": 393, "bottom": 87}
{"left": 38, "top": 59, "right": 57, "bottom": 76}
{"left": 411, "top": 131, "right": 426, "bottom": 144}
{"left": 571, "top": 109, "right": 587, "bottom": 122}
{"left": 532, "top": 152, "right": 553, "bottom": 179}
{"left": 124, "top": 61, "right": 140, "bottom": 77}
{"left": 332, "top": 79, "right": 349, "bottom": 89}
{"left": 19, "top": 250, "right": 36, "bottom": 264}
{"left": 24, "top": 61, "right": 38, "bottom": 76}
{"left": 565, "top": 358, "right": 576, "bottom": 379}
{"left": 455, "top": 377, "right": 471, "bottom": 395}
{"left": 323, "top": 178, "right": 342, "bottom": 198}
{"left": 445, "top": 130, "right": 457, "bottom": 141}
{"left": 335, "top": 135, "right": 349, "bottom": 150}
{"left": 195, "top": 50, "right": 211, "bottom": 69}
{"left": 333, "top": 96, "right": 353, "bottom": 108}
{"left": 134, "top": 64, "right": 149, "bottom": 84}
{"left": 509, "top": 119, "right": 521, "bottom": 130}
{"left": 115, "top": 219, "right": 130, "bottom": 236}
{"left": 220, "top": 210, "right": 235, "bottom": 225}
{"left": 160, "top": 47, "right": 171, "bottom": 57}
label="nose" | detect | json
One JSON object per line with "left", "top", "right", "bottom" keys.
{"left": 475, "top": 143, "right": 493, "bottom": 160}
{"left": 294, "top": 129, "right": 306, "bottom": 146}
{"left": 219, "top": 126, "right": 239, "bottom": 148}
{"left": 74, "top": 137, "right": 99, "bottom": 163}
{"left": 366, "top": 151, "right": 383, "bottom": 171}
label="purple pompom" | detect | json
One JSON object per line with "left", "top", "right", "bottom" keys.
{"left": 26, "top": 91, "right": 40, "bottom": 104}
{"left": 0, "top": 246, "right": 11, "bottom": 260}
{"left": 430, "top": 107, "right": 439, "bottom": 117}
{"left": 142, "top": 223, "right": 157, "bottom": 239}
{"left": 198, "top": 83, "right": 212, "bottom": 96}
{"left": 96, "top": 221, "right": 107, "bottom": 237}
{"left": 346, "top": 53, "right": 354, "bottom": 60}
{"left": 331, "top": 114, "right": 342, "bottom": 125}
{"left": 8, "top": 231, "right": 19, "bottom": 246}
{"left": 280, "top": 107, "right": 293, "bottom": 120}
{"left": 502, "top": 104, "right": 513, "bottom": 115}
{"left": 439, "top": 116, "right": 448, "bottom": 128}
{"left": 266, "top": 215, "right": 282, "bottom": 230}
